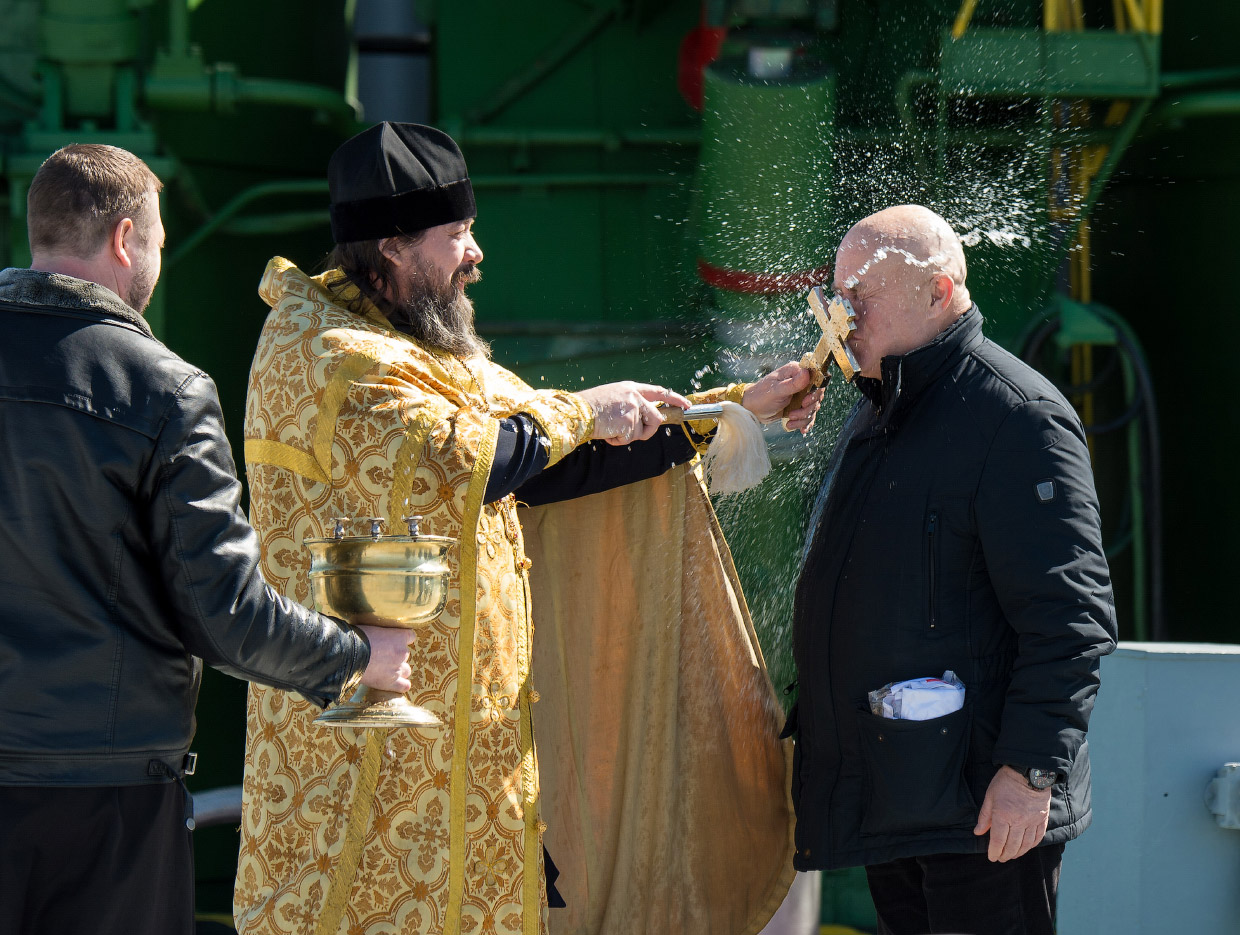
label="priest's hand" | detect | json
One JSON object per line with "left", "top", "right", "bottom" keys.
{"left": 357, "top": 625, "right": 413, "bottom": 693}
{"left": 577, "top": 382, "right": 691, "bottom": 447}
{"left": 743, "top": 362, "right": 825, "bottom": 434}
{"left": 973, "top": 765, "right": 1052, "bottom": 862}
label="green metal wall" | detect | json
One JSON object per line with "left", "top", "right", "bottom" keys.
{"left": 434, "top": 2, "right": 707, "bottom": 393}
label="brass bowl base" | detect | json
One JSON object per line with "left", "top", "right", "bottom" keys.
{"left": 314, "top": 687, "right": 442, "bottom": 728}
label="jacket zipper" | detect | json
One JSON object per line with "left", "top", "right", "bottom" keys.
{"left": 927, "top": 510, "right": 939, "bottom": 632}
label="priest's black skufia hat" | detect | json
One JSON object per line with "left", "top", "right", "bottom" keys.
{"left": 328, "top": 122, "right": 476, "bottom": 244}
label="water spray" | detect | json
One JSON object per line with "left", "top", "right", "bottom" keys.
{"left": 655, "top": 288, "right": 859, "bottom": 494}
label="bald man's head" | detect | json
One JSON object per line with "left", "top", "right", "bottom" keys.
{"left": 833, "top": 205, "right": 972, "bottom": 379}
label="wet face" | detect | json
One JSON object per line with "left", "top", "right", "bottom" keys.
{"left": 834, "top": 233, "right": 954, "bottom": 380}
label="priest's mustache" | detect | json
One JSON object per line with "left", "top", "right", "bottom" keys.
{"left": 454, "top": 265, "right": 481, "bottom": 287}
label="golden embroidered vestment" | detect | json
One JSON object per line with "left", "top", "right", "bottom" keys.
{"left": 234, "top": 258, "right": 794, "bottom": 935}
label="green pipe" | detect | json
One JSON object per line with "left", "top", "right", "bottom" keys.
{"left": 1017, "top": 305, "right": 1154, "bottom": 640}
{"left": 166, "top": 179, "right": 328, "bottom": 267}
{"left": 1103, "top": 527, "right": 1134, "bottom": 563}
{"left": 222, "top": 210, "right": 329, "bottom": 235}
{"left": 461, "top": 125, "right": 1122, "bottom": 151}
{"left": 467, "top": 4, "right": 616, "bottom": 125}
{"left": 459, "top": 128, "right": 701, "bottom": 149}
{"left": 473, "top": 173, "right": 680, "bottom": 189}
{"left": 1160, "top": 68, "right": 1240, "bottom": 91}
{"left": 168, "top": 0, "right": 190, "bottom": 58}
{"left": 1121, "top": 352, "right": 1148, "bottom": 641}
{"left": 1149, "top": 90, "right": 1240, "bottom": 125}
{"left": 836, "top": 126, "right": 1121, "bottom": 146}
{"left": 232, "top": 76, "right": 360, "bottom": 123}
{"left": 168, "top": 172, "right": 684, "bottom": 264}
{"left": 145, "top": 71, "right": 360, "bottom": 125}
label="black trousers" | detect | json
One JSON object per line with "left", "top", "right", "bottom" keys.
{"left": 865, "top": 843, "right": 1065, "bottom": 935}
{"left": 0, "top": 783, "right": 194, "bottom": 935}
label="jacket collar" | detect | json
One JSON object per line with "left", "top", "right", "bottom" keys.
{"left": 0, "top": 268, "right": 153, "bottom": 337}
{"left": 853, "top": 306, "right": 983, "bottom": 428}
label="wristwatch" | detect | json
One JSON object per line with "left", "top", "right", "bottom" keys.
{"left": 1024, "top": 767, "right": 1058, "bottom": 790}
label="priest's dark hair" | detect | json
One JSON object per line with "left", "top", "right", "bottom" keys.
{"left": 324, "top": 232, "right": 424, "bottom": 317}
{"left": 27, "top": 144, "right": 163, "bottom": 260}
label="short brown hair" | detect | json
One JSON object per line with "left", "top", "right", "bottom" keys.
{"left": 27, "top": 144, "right": 163, "bottom": 259}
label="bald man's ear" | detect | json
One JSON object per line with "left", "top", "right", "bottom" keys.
{"left": 930, "top": 273, "right": 954, "bottom": 311}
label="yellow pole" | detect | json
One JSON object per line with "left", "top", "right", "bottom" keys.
{"left": 1120, "top": 0, "right": 1147, "bottom": 32}
{"left": 951, "top": 0, "right": 980, "bottom": 39}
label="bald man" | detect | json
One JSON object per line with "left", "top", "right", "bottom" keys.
{"left": 787, "top": 206, "right": 1116, "bottom": 935}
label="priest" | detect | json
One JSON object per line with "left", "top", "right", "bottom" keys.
{"left": 234, "top": 122, "right": 821, "bottom": 935}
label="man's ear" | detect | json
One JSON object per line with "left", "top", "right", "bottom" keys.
{"left": 111, "top": 218, "right": 136, "bottom": 269}
{"left": 931, "top": 273, "right": 954, "bottom": 311}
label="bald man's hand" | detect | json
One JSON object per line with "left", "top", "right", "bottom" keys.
{"left": 973, "top": 766, "right": 1052, "bottom": 862}
{"left": 743, "top": 362, "right": 825, "bottom": 434}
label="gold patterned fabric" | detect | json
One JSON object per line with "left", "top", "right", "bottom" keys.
{"left": 233, "top": 258, "right": 793, "bottom": 935}
{"left": 522, "top": 468, "right": 796, "bottom": 935}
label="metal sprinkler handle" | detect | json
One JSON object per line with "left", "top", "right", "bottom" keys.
{"left": 657, "top": 402, "right": 724, "bottom": 425}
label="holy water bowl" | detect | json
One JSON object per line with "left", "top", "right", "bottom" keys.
{"left": 307, "top": 516, "right": 454, "bottom": 728}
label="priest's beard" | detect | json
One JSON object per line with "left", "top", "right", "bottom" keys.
{"left": 391, "top": 259, "right": 489, "bottom": 359}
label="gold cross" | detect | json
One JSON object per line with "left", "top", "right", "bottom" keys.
{"left": 804, "top": 285, "right": 859, "bottom": 384}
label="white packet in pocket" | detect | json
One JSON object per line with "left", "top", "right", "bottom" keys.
{"left": 868, "top": 670, "right": 965, "bottom": 720}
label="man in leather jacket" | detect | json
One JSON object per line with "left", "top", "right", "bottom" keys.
{"left": 789, "top": 205, "right": 1116, "bottom": 935}
{"left": 0, "top": 145, "right": 417, "bottom": 935}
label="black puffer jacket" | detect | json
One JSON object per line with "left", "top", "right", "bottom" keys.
{"left": 790, "top": 308, "right": 1116, "bottom": 870}
{"left": 0, "top": 269, "right": 369, "bottom": 787}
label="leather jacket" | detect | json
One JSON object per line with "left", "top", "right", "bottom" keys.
{"left": 0, "top": 269, "right": 369, "bottom": 786}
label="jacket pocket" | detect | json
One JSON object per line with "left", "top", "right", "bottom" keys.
{"left": 857, "top": 703, "right": 976, "bottom": 836}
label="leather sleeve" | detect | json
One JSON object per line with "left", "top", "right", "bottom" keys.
{"left": 977, "top": 398, "right": 1118, "bottom": 778}
{"left": 144, "top": 372, "right": 370, "bottom": 708}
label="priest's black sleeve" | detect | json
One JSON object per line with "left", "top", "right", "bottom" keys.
{"left": 515, "top": 424, "right": 704, "bottom": 507}
{"left": 485, "top": 415, "right": 550, "bottom": 502}
{"left": 485, "top": 414, "right": 710, "bottom": 506}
